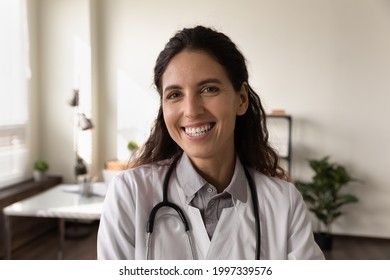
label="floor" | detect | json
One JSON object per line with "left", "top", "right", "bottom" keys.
{"left": 11, "top": 221, "right": 99, "bottom": 260}
{"left": 9, "top": 222, "right": 390, "bottom": 260}
{"left": 323, "top": 235, "right": 390, "bottom": 260}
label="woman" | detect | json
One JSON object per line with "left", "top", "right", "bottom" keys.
{"left": 97, "top": 26, "right": 324, "bottom": 260}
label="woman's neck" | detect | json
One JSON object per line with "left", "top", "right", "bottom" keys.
{"left": 189, "top": 151, "right": 236, "bottom": 193}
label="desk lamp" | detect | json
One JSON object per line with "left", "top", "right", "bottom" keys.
{"left": 68, "top": 89, "right": 93, "bottom": 183}
{"left": 66, "top": 89, "right": 94, "bottom": 238}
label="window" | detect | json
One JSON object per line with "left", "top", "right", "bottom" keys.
{"left": 0, "top": 0, "right": 29, "bottom": 189}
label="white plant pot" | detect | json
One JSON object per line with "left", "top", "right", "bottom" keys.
{"left": 33, "top": 170, "right": 47, "bottom": 182}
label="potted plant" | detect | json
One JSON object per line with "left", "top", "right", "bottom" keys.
{"left": 127, "top": 140, "right": 139, "bottom": 156}
{"left": 102, "top": 140, "right": 139, "bottom": 186}
{"left": 295, "top": 156, "right": 359, "bottom": 250}
{"left": 127, "top": 140, "right": 139, "bottom": 162}
{"left": 33, "top": 160, "right": 49, "bottom": 182}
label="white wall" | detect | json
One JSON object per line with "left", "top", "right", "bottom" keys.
{"left": 34, "top": 0, "right": 95, "bottom": 182}
{"left": 34, "top": 0, "right": 390, "bottom": 238}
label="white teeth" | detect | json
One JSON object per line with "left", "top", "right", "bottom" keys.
{"left": 185, "top": 124, "right": 212, "bottom": 137}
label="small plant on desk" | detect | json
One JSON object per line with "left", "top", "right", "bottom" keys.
{"left": 33, "top": 160, "right": 49, "bottom": 182}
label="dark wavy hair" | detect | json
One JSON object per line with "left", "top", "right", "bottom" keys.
{"left": 135, "top": 25, "right": 287, "bottom": 180}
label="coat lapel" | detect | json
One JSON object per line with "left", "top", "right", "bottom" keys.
{"left": 206, "top": 202, "right": 246, "bottom": 259}
{"left": 185, "top": 205, "right": 211, "bottom": 259}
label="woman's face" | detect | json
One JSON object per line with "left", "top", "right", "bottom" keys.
{"left": 161, "top": 50, "right": 248, "bottom": 165}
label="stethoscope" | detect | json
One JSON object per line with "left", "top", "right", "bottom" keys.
{"left": 146, "top": 157, "right": 261, "bottom": 260}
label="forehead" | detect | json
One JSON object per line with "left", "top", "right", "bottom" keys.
{"left": 161, "top": 50, "right": 230, "bottom": 88}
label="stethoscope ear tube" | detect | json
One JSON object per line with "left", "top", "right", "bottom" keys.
{"left": 147, "top": 157, "right": 190, "bottom": 233}
{"left": 243, "top": 166, "right": 261, "bottom": 260}
{"left": 145, "top": 159, "right": 192, "bottom": 260}
{"left": 147, "top": 201, "right": 190, "bottom": 233}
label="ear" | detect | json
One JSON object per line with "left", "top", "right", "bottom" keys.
{"left": 236, "top": 82, "right": 249, "bottom": 116}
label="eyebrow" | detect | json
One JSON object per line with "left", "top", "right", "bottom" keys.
{"left": 163, "top": 78, "right": 223, "bottom": 94}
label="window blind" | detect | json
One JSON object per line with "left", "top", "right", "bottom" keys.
{"left": 0, "top": 0, "right": 29, "bottom": 189}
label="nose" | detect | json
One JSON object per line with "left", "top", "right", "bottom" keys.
{"left": 184, "top": 93, "right": 204, "bottom": 118}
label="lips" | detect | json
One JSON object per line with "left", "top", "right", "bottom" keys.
{"left": 183, "top": 123, "right": 215, "bottom": 137}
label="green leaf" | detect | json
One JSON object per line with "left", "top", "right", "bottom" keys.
{"left": 33, "top": 160, "right": 49, "bottom": 171}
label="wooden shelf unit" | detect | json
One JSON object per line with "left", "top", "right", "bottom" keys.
{"left": 267, "top": 114, "right": 292, "bottom": 175}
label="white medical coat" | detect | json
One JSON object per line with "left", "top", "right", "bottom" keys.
{"left": 97, "top": 156, "right": 324, "bottom": 260}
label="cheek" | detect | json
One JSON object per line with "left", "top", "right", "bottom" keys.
{"left": 211, "top": 99, "right": 238, "bottom": 124}
{"left": 221, "top": 108, "right": 239, "bottom": 135}
{"left": 162, "top": 106, "right": 178, "bottom": 134}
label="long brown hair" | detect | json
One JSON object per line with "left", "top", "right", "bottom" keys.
{"left": 134, "top": 26, "right": 288, "bottom": 180}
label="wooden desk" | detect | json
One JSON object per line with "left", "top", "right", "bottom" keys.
{"left": 2, "top": 183, "right": 106, "bottom": 259}
{"left": 0, "top": 176, "right": 62, "bottom": 259}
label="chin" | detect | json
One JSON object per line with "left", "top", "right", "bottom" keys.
{"left": 183, "top": 149, "right": 214, "bottom": 161}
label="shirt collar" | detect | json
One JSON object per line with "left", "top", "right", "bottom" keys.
{"left": 175, "top": 153, "right": 248, "bottom": 204}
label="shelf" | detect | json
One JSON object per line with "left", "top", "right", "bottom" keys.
{"left": 267, "top": 115, "right": 292, "bottom": 174}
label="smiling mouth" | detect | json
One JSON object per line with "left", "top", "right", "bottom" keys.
{"left": 183, "top": 123, "right": 215, "bottom": 137}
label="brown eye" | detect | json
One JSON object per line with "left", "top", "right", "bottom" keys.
{"left": 166, "top": 91, "right": 180, "bottom": 100}
{"left": 201, "top": 86, "right": 219, "bottom": 94}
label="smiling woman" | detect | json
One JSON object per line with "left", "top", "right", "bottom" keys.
{"left": 97, "top": 26, "right": 324, "bottom": 260}
{"left": 161, "top": 50, "right": 249, "bottom": 189}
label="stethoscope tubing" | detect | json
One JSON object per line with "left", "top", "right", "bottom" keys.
{"left": 243, "top": 166, "right": 261, "bottom": 260}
